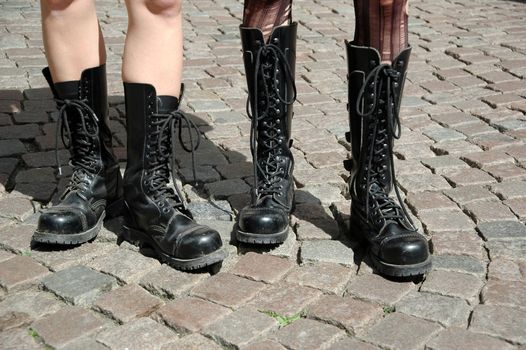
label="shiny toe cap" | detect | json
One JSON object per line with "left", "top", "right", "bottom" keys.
{"left": 238, "top": 206, "right": 288, "bottom": 235}
{"left": 378, "top": 224, "right": 430, "bottom": 265}
{"left": 175, "top": 227, "right": 223, "bottom": 260}
{"left": 37, "top": 210, "right": 84, "bottom": 235}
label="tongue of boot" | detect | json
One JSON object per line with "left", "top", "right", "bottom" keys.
{"left": 157, "top": 96, "right": 180, "bottom": 114}
{"left": 54, "top": 81, "right": 80, "bottom": 100}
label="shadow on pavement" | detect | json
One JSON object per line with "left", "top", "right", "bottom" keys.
{"left": 1, "top": 86, "right": 369, "bottom": 273}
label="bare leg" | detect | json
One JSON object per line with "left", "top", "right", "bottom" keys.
{"left": 122, "top": 0, "right": 183, "bottom": 97}
{"left": 354, "top": 0, "right": 409, "bottom": 62}
{"left": 40, "top": 0, "right": 105, "bottom": 82}
{"left": 243, "top": 0, "right": 293, "bottom": 42}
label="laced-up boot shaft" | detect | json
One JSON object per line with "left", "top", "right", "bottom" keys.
{"left": 236, "top": 23, "right": 297, "bottom": 244}
{"left": 122, "top": 82, "right": 225, "bottom": 270}
{"left": 345, "top": 41, "right": 431, "bottom": 277}
{"left": 33, "top": 65, "right": 123, "bottom": 245}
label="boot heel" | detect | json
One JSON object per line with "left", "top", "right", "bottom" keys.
{"left": 106, "top": 197, "right": 124, "bottom": 218}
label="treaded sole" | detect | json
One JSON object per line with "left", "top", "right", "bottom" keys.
{"left": 32, "top": 212, "right": 105, "bottom": 245}
{"left": 31, "top": 198, "right": 123, "bottom": 246}
{"left": 369, "top": 252, "right": 432, "bottom": 277}
{"left": 121, "top": 225, "right": 227, "bottom": 271}
{"left": 236, "top": 226, "right": 289, "bottom": 245}
{"left": 350, "top": 214, "right": 432, "bottom": 278}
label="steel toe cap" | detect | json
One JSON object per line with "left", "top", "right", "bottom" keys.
{"left": 379, "top": 225, "right": 430, "bottom": 265}
{"left": 36, "top": 209, "right": 85, "bottom": 235}
{"left": 175, "top": 227, "right": 223, "bottom": 260}
{"left": 238, "top": 206, "right": 289, "bottom": 235}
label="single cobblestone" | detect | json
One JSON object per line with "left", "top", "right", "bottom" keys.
{"left": 285, "top": 262, "right": 352, "bottom": 295}
{"left": 205, "top": 307, "right": 277, "bottom": 348}
{"left": 249, "top": 282, "right": 322, "bottom": 317}
{"left": 274, "top": 318, "right": 345, "bottom": 350}
{"left": 481, "top": 279, "right": 526, "bottom": 310}
{"left": 361, "top": 313, "right": 442, "bottom": 350}
{"left": 97, "top": 317, "right": 176, "bottom": 350}
{"left": 300, "top": 240, "right": 354, "bottom": 266}
{"left": 0, "top": 255, "right": 49, "bottom": 291}
{"left": 307, "top": 295, "right": 382, "bottom": 335}
{"left": 87, "top": 247, "right": 160, "bottom": 283}
{"left": 41, "top": 265, "right": 118, "bottom": 306}
{"left": 31, "top": 306, "right": 106, "bottom": 349}
{"left": 346, "top": 273, "right": 415, "bottom": 306}
{"left": 191, "top": 273, "right": 266, "bottom": 309}
{"left": 140, "top": 264, "right": 206, "bottom": 298}
{"left": 0, "top": 327, "right": 42, "bottom": 349}
{"left": 432, "top": 254, "right": 486, "bottom": 276}
{"left": 486, "top": 239, "right": 526, "bottom": 261}
{"left": 231, "top": 252, "right": 294, "bottom": 284}
{"left": 469, "top": 305, "right": 526, "bottom": 344}
{"left": 426, "top": 328, "right": 515, "bottom": 350}
{"left": 94, "top": 283, "right": 163, "bottom": 323}
{"left": 421, "top": 270, "right": 484, "bottom": 304}
{"left": 162, "top": 334, "right": 222, "bottom": 350}
{"left": 187, "top": 200, "right": 233, "bottom": 221}
{"left": 396, "top": 291, "right": 471, "bottom": 327}
{"left": 419, "top": 209, "right": 475, "bottom": 232}
{"left": 477, "top": 220, "right": 526, "bottom": 240}
{"left": 156, "top": 296, "right": 230, "bottom": 333}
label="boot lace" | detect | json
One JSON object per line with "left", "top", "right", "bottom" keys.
{"left": 354, "top": 63, "right": 415, "bottom": 231}
{"left": 247, "top": 41, "right": 297, "bottom": 203}
{"left": 147, "top": 109, "right": 201, "bottom": 213}
{"left": 54, "top": 98, "right": 100, "bottom": 197}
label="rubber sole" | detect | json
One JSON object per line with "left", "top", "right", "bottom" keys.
{"left": 369, "top": 251, "right": 432, "bottom": 277}
{"left": 33, "top": 212, "right": 105, "bottom": 245}
{"left": 350, "top": 214, "right": 432, "bottom": 278}
{"left": 32, "top": 198, "right": 123, "bottom": 246}
{"left": 121, "top": 225, "right": 227, "bottom": 271}
{"left": 236, "top": 225, "right": 289, "bottom": 245}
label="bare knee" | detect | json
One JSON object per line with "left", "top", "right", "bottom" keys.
{"left": 144, "top": 0, "right": 182, "bottom": 18}
{"left": 42, "top": 0, "right": 84, "bottom": 13}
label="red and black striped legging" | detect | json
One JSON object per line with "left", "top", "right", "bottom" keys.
{"left": 243, "top": 0, "right": 409, "bottom": 62}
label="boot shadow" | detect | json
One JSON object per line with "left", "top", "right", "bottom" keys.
{"left": 2, "top": 87, "right": 362, "bottom": 273}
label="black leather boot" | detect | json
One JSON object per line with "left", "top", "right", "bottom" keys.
{"left": 236, "top": 23, "right": 297, "bottom": 245}
{"left": 345, "top": 42, "right": 432, "bottom": 277}
{"left": 121, "top": 82, "right": 226, "bottom": 270}
{"left": 32, "top": 65, "right": 123, "bottom": 245}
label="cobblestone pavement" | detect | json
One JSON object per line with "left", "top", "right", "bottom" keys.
{"left": 0, "top": 0, "right": 525, "bottom": 348}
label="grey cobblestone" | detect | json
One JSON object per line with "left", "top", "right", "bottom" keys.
{"left": 41, "top": 265, "right": 118, "bottom": 306}
{"left": 395, "top": 291, "right": 471, "bottom": 327}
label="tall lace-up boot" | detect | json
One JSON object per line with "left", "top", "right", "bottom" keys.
{"left": 345, "top": 42, "right": 432, "bottom": 277}
{"left": 121, "top": 83, "right": 226, "bottom": 270}
{"left": 32, "top": 65, "right": 123, "bottom": 245}
{"left": 236, "top": 23, "right": 297, "bottom": 245}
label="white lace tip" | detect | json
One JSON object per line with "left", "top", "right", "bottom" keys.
{"left": 58, "top": 167, "right": 62, "bottom": 176}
